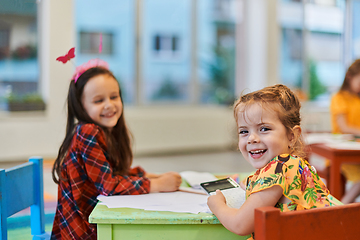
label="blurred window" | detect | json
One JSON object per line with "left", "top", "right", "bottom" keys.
{"left": 75, "top": 0, "right": 239, "bottom": 105}
{"left": 279, "top": 0, "right": 347, "bottom": 104}
{"left": 75, "top": 0, "right": 135, "bottom": 103}
{"left": 352, "top": 0, "right": 360, "bottom": 59}
{"left": 0, "top": 0, "right": 42, "bottom": 112}
{"left": 198, "top": 0, "right": 237, "bottom": 105}
{"left": 80, "top": 32, "right": 113, "bottom": 55}
{"left": 0, "top": 26, "right": 10, "bottom": 59}
{"left": 153, "top": 34, "right": 179, "bottom": 53}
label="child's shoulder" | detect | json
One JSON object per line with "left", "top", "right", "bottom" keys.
{"left": 334, "top": 90, "right": 359, "bottom": 101}
{"left": 257, "top": 154, "right": 302, "bottom": 174}
{"left": 270, "top": 154, "right": 301, "bottom": 164}
{"left": 75, "top": 123, "right": 104, "bottom": 136}
{"left": 73, "top": 123, "right": 107, "bottom": 147}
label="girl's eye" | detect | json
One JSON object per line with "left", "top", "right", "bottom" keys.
{"left": 110, "top": 95, "right": 119, "bottom": 100}
{"left": 94, "top": 99, "right": 103, "bottom": 104}
{"left": 260, "top": 127, "right": 270, "bottom": 132}
{"left": 239, "top": 129, "right": 248, "bottom": 135}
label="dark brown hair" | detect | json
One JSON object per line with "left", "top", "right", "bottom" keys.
{"left": 233, "top": 84, "right": 305, "bottom": 158}
{"left": 340, "top": 59, "right": 360, "bottom": 93}
{"left": 52, "top": 67, "right": 133, "bottom": 184}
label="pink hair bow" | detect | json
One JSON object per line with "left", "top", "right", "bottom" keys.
{"left": 73, "top": 59, "right": 109, "bottom": 83}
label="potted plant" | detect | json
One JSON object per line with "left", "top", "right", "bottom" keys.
{"left": 7, "top": 93, "right": 46, "bottom": 111}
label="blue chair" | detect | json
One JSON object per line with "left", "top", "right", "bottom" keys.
{"left": 0, "top": 156, "right": 50, "bottom": 240}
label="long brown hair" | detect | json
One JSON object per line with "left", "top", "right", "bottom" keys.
{"left": 52, "top": 67, "right": 133, "bottom": 184}
{"left": 233, "top": 84, "right": 305, "bottom": 158}
{"left": 340, "top": 59, "right": 360, "bottom": 94}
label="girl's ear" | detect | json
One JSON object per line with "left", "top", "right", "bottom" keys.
{"left": 288, "top": 125, "right": 302, "bottom": 145}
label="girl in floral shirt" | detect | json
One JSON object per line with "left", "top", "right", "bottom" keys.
{"left": 207, "top": 84, "right": 336, "bottom": 239}
{"left": 51, "top": 61, "right": 181, "bottom": 239}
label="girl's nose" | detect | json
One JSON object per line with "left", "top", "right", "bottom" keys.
{"left": 104, "top": 99, "right": 112, "bottom": 110}
{"left": 247, "top": 132, "right": 259, "bottom": 144}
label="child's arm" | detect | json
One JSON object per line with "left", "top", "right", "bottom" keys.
{"left": 79, "top": 124, "right": 180, "bottom": 194}
{"left": 336, "top": 114, "right": 360, "bottom": 135}
{"left": 149, "top": 171, "right": 182, "bottom": 192}
{"left": 79, "top": 124, "right": 151, "bottom": 195}
{"left": 207, "top": 185, "right": 283, "bottom": 236}
{"left": 239, "top": 179, "right": 246, "bottom": 190}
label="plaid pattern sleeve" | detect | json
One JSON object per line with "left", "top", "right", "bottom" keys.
{"left": 51, "top": 123, "right": 150, "bottom": 240}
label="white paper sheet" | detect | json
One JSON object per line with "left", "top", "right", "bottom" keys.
{"left": 325, "top": 141, "right": 360, "bottom": 150}
{"left": 178, "top": 186, "right": 208, "bottom": 195}
{"left": 304, "top": 133, "right": 354, "bottom": 145}
{"left": 180, "top": 171, "right": 218, "bottom": 189}
{"left": 97, "top": 191, "right": 211, "bottom": 214}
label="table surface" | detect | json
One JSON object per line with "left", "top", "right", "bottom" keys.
{"left": 90, "top": 202, "right": 250, "bottom": 240}
{"left": 89, "top": 170, "right": 344, "bottom": 240}
{"left": 310, "top": 143, "right": 360, "bottom": 159}
{"left": 309, "top": 143, "right": 360, "bottom": 199}
{"left": 89, "top": 173, "right": 252, "bottom": 240}
{"left": 90, "top": 204, "right": 221, "bottom": 225}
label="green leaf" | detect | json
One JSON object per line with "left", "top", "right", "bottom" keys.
{"left": 288, "top": 195, "right": 299, "bottom": 200}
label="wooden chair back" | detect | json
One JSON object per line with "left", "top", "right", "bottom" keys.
{"left": 254, "top": 203, "right": 360, "bottom": 240}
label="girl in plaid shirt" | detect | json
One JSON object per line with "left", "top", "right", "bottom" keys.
{"left": 51, "top": 64, "right": 181, "bottom": 239}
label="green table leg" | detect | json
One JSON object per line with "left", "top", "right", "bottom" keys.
{"left": 97, "top": 224, "right": 112, "bottom": 240}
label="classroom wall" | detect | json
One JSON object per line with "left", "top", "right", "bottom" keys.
{"left": 126, "top": 106, "right": 238, "bottom": 155}
{"left": 301, "top": 103, "right": 331, "bottom": 133}
{"left": 0, "top": 0, "right": 331, "bottom": 162}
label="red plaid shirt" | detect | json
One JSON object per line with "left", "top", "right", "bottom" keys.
{"left": 51, "top": 123, "right": 150, "bottom": 239}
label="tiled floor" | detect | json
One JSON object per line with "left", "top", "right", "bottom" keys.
{"left": 0, "top": 150, "right": 255, "bottom": 202}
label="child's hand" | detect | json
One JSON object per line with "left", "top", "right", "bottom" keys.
{"left": 150, "top": 171, "right": 182, "bottom": 193}
{"left": 207, "top": 190, "right": 226, "bottom": 210}
{"left": 145, "top": 172, "right": 161, "bottom": 179}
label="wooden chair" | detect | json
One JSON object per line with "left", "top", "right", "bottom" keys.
{"left": 0, "top": 156, "right": 50, "bottom": 240}
{"left": 254, "top": 203, "right": 360, "bottom": 240}
{"left": 306, "top": 143, "right": 347, "bottom": 196}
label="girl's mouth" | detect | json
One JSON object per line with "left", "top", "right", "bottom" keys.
{"left": 101, "top": 112, "right": 115, "bottom": 118}
{"left": 249, "top": 149, "right": 267, "bottom": 158}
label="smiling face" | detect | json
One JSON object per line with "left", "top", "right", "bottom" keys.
{"left": 81, "top": 74, "right": 122, "bottom": 130}
{"left": 236, "top": 103, "right": 294, "bottom": 169}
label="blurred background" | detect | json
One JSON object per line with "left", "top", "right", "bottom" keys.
{"left": 0, "top": 0, "right": 359, "bottom": 162}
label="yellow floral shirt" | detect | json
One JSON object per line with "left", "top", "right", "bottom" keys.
{"left": 245, "top": 154, "right": 336, "bottom": 240}
{"left": 246, "top": 154, "right": 333, "bottom": 211}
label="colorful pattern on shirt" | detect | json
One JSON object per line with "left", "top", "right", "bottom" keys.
{"left": 51, "top": 123, "right": 150, "bottom": 240}
{"left": 246, "top": 154, "right": 337, "bottom": 240}
{"left": 246, "top": 154, "right": 334, "bottom": 212}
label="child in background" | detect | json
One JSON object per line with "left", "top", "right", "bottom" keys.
{"left": 330, "top": 59, "right": 360, "bottom": 204}
{"left": 51, "top": 61, "right": 182, "bottom": 239}
{"left": 207, "top": 84, "right": 335, "bottom": 239}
